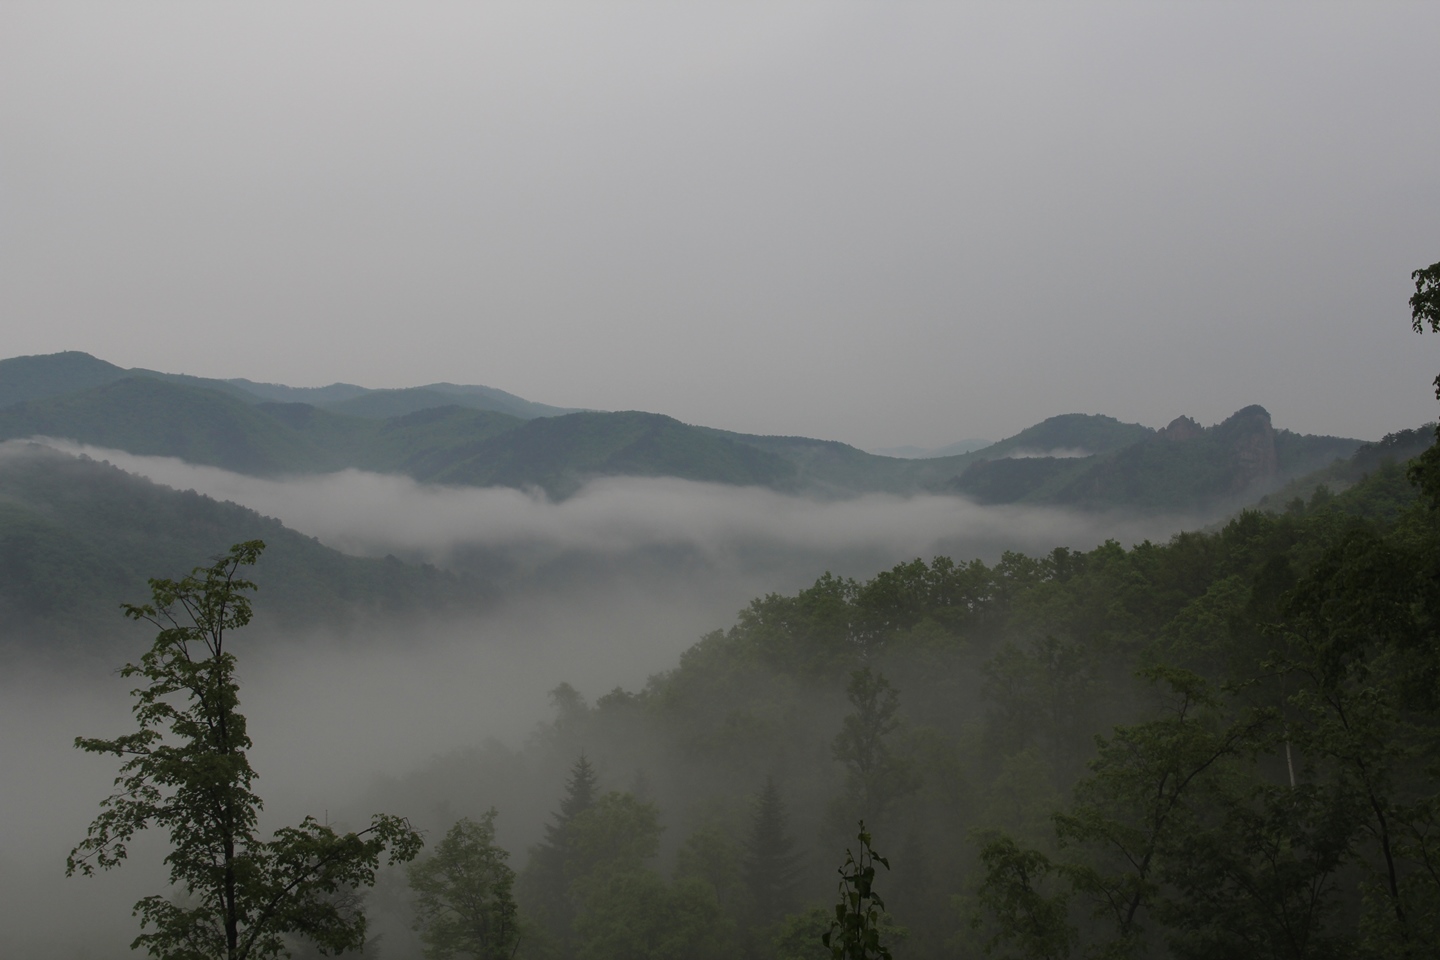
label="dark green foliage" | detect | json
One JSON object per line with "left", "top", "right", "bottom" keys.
{"left": 1410, "top": 261, "right": 1440, "bottom": 504}
{"left": 408, "top": 810, "right": 520, "bottom": 960}
{"left": 1270, "top": 525, "right": 1440, "bottom": 956}
{"left": 832, "top": 669, "right": 920, "bottom": 827}
{"left": 974, "top": 836, "right": 1074, "bottom": 960}
{"left": 451, "top": 440, "right": 1440, "bottom": 960}
{"left": 68, "top": 542, "right": 423, "bottom": 960}
{"left": 1411, "top": 261, "right": 1440, "bottom": 334}
{"left": 964, "top": 444, "right": 1440, "bottom": 959}
{"left": 1049, "top": 669, "right": 1268, "bottom": 954}
{"left": 1411, "top": 261, "right": 1440, "bottom": 392}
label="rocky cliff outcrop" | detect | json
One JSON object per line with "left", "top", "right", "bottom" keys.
{"left": 1214, "top": 404, "right": 1279, "bottom": 493}
{"left": 1156, "top": 415, "right": 1202, "bottom": 442}
{"left": 958, "top": 404, "right": 1295, "bottom": 512}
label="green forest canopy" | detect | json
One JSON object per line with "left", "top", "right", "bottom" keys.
{"left": 360, "top": 430, "right": 1440, "bottom": 960}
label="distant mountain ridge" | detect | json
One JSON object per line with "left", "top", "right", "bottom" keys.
{"left": 948, "top": 405, "right": 1359, "bottom": 511}
{"left": 0, "top": 351, "right": 1368, "bottom": 513}
{"left": 0, "top": 351, "right": 585, "bottom": 420}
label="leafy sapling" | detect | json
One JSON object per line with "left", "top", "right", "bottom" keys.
{"left": 823, "top": 822, "right": 895, "bottom": 960}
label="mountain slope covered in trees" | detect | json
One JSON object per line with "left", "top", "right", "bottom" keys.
{"left": 363, "top": 432, "right": 1439, "bottom": 960}
{"left": 0, "top": 444, "right": 479, "bottom": 655}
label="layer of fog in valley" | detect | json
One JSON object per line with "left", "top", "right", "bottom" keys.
{"left": 29, "top": 439, "right": 1194, "bottom": 578}
{"left": 2, "top": 440, "right": 1203, "bottom": 957}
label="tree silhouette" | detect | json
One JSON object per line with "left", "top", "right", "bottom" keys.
{"left": 68, "top": 541, "right": 421, "bottom": 960}
{"left": 745, "top": 777, "right": 804, "bottom": 928}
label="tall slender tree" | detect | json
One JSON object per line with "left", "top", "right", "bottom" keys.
{"left": 832, "top": 669, "right": 919, "bottom": 827}
{"left": 745, "top": 777, "right": 804, "bottom": 928}
{"left": 67, "top": 541, "right": 422, "bottom": 960}
{"left": 518, "top": 752, "right": 601, "bottom": 951}
{"left": 549, "top": 752, "right": 599, "bottom": 846}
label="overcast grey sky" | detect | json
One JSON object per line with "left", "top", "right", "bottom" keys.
{"left": 2, "top": 3, "right": 1437, "bottom": 449}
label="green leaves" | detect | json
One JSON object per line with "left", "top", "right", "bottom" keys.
{"left": 408, "top": 810, "right": 519, "bottom": 960}
{"left": 832, "top": 669, "right": 920, "bottom": 827}
{"left": 823, "top": 823, "right": 899, "bottom": 960}
{"left": 1410, "top": 261, "right": 1440, "bottom": 335}
{"left": 69, "top": 541, "right": 422, "bottom": 960}
{"left": 974, "top": 835, "right": 1074, "bottom": 960}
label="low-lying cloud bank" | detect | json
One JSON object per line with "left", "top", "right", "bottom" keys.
{"left": 22, "top": 439, "right": 1195, "bottom": 573}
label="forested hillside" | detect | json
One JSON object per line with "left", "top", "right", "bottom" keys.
{"left": 365, "top": 432, "right": 1440, "bottom": 960}
{"left": 0, "top": 444, "right": 479, "bottom": 655}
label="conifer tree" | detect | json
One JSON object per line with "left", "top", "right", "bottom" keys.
{"left": 547, "top": 752, "right": 599, "bottom": 846}
{"left": 745, "top": 777, "right": 804, "bottom": 928}
{"left": 518, "top": 752, "right": 600, "bottom": 951}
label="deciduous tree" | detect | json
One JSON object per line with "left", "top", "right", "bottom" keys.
{"left": 832, "top": 669, "right": 919, "bottom": 826}
{"left": 408, "top": 809, "right": 520, "bottom": 960}
{"left": 67, "top": 541, "right": 422, "bottom": 960}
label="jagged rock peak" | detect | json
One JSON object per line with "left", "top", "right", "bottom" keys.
{"left": 1218, "top": 404, "right": 1278, "bottom": 491}
{"left": 1157, "top": 416, "right": 1203, "bottom": 442}
{"left": 1220, "top": 404, "right": 1273, "bottom": 428}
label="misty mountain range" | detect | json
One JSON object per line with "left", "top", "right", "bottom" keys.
{"left": 0, "top": 350, "right": 1417, "bottom": 652}
{"left": 0, "top": 351, "right": 1362, "bottom": 504}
